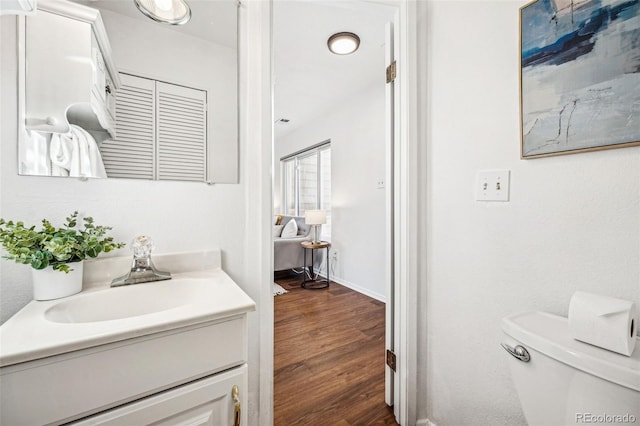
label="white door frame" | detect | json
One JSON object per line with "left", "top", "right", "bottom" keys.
{"left": 391, "top": 1, "right": 418, "bottom": 424}
{"left": 248, "top": 0, "right": 419, "bottom": 424}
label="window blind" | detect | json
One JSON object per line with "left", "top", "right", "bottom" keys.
{"left": 280, "top": 142, "right": 332, "bottom": 238}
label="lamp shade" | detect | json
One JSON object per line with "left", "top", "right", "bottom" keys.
{"left": 305, "top": 210, "right": 327, "bottom": 225}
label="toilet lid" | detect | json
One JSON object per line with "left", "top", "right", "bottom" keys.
{"left": 502, "top": 311, "right": 640, "bottom": 392}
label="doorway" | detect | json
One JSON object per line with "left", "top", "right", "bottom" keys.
{"left": 271, "top": 0, "right": 399, "bottom": 423}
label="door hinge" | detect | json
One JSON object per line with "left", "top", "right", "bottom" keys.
{"left": 386, "top": 349, "right": 397, "bottom": 371}
{"left": 386, "top": 61, "right": 397, "bottom": 83}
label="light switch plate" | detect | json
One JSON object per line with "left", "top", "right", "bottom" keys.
{"left": 476, "top": 170, "right": 510, "bottom": 202}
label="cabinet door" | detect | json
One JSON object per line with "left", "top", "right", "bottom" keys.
{"left": 71, "top": 365, "right": 247, "bottom": 426}
{"left": 105, "top": 73, "right": 116, "bottom": 121}
{"left": 91, "top": 32, "right": 107, "bottom": 104}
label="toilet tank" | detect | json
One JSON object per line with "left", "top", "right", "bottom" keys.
{"left": 502, "top": 311, "right": 640, "bottom": 426}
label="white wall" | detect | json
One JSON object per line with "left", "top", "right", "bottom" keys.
{"left": 99, "top": 9, "right": 238, "bottom": 183}
{"left": 0, "top": 14, "right": 247, "bottom": 319}
{"left": 1, "top": 8, "right": 268, "bottom": 424}
{"left": 420, "top": 1, "right": 640, "bottom": 425}
{"left": 274, "top": 82, "right": 387, "bottom": 300}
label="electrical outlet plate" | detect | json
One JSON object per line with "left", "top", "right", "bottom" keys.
{"left": 475, "top": 170, "right": 510, "bottom": 202}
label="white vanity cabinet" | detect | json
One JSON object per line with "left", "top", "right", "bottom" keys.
{"left": 1, "top": 316, "right": 250, "bottom": 426}
{"left": 0, "top": 250, "right": 255, "bottom": 426}
{"left": 23, "top": 0, "right": 120, "bottom": 136}
{"left": 71, "top": 365, "right": 247, "bottom": 426}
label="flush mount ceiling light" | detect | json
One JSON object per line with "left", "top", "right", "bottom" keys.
{"left": 327, "top": 32, "right": 360, "bottom": 55}
{"left": 134, "top": 0, "right": 191, "bottom": 25}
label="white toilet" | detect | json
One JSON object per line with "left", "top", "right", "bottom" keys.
{"left": 502, "top": 311, "right": 640, "bottom": 426}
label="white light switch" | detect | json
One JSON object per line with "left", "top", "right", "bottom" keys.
{"left": 377, "top": 179, "right": 385, "bottom": 189}
{"left": 475, "top": 170, "right": 510, "bottom": 202}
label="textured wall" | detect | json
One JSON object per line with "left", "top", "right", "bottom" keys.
{"left": 420, "top": 1, "right": 640, "bottom": 425}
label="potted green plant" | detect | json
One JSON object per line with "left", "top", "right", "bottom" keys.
{"left": 0, "top": 211, "right": 125, "bottom": 300}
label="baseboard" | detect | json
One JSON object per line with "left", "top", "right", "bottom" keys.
{"left": 314, "top": 270, "right": 386, "bottom": 302}
{"left": 416, "top": 419, "right": 436, "bottom": 426}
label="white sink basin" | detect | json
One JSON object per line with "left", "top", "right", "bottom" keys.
{"left": 44, "top": 279, "right": 209, "bottom": 323}
{"left": 0, "top": 252, "right": 256, "bottom": 368}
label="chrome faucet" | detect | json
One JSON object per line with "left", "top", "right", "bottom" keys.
{"left": 111, "top": 236, "right": 171, "bottom": 287}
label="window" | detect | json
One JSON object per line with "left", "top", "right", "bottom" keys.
{"left": 100, "top": 73, "right": 207, "bottom": 182}
{"left": 281, "top": 142, "right": 331, "bottom": 238}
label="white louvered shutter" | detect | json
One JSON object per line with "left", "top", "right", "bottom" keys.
{"left": 100, "top": 74, "right": 155, "bottom": 179}
{"left": 100, "top": 73, "right": 207, "bottom": 181}
{"left": 156, "top": 82, "right": 207, "bottom": 182}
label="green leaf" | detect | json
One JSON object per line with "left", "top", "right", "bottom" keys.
{"left": 0, "top": 212, "right": 125, "bottom": 274}
{"left": 54, "top": 263, "right": 72, "bottom": 273}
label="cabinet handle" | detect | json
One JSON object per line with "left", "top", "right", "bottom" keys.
{"left": 232, "top": 385, "right": 240, "bottom": 426}
{"left": 105, "top": 85, "right": 112, "bottom": 95}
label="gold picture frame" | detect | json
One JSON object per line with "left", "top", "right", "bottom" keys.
{"left": 519, "top": 0, "right": 640, "bottom": 159}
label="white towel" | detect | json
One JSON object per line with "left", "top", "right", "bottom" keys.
{"left": 70, "top": 125, "right": 107, "bottom": 179}
{"left": 76, "top": 126, "right": 107, "bottom": 179}
{"left": 50, "top": 129, "right": 81, "bottom": 176}
{"left": 74, "top": 125, "right": 92, "bottom": 177}
{"left": 49, "top": 133, "right": 72, "bottom": 176}
{"left": 50, "top": 125, "right": 107, "bottom": 178}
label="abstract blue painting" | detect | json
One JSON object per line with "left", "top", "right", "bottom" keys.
{"left": 520, "top": 0, "right": 640, "bottom": 158}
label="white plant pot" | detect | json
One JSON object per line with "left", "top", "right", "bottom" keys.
{"left": 32, "top": 262, "right": 84, "bottom": 301}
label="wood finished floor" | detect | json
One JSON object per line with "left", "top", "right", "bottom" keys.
{"left": 274, "top": 274, "right": 398, "bottom": 426}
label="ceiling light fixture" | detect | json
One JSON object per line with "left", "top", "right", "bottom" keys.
{"left": 327, "top": 32, "right": 360, "bottom": 55}
{"left": 134, "top": 0, "right": 191, "bottom": 25}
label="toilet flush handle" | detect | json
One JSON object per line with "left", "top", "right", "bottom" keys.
{"left": 501, "top": 343, "right": 531, "bottom": 362}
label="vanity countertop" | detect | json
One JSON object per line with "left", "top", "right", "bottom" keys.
{"left": 0, "top": 251, "right": 256, "bottom": 367}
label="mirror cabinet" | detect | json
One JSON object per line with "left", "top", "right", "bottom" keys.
{"left": 18, "top": 0, "right": 239, "bottom": 183}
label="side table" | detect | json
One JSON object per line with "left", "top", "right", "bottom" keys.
{"left": 301, "top": 241, "right": 331, "bottom": 289}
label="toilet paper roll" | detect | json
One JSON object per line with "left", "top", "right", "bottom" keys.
{"left": 568, "top": 291, "right": 637, "bottom": 356}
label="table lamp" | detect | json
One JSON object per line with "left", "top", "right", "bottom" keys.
{"left": 304, "top": 210, "right": 326, "bottom": 244}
